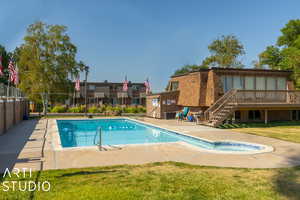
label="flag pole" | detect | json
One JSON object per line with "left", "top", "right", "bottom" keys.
{"left": 73, "top": 89, "right": 76, "bottom": 106}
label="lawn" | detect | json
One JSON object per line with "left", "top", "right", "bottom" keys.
{"left": 1, "top": 162, "right": 300, "bottom": 200}
{"left": 219, "top": 121, "right": 300, "bottom": 143}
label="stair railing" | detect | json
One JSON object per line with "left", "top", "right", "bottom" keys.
{"left": 211, "top": 90, "right": 238, "bottom": 117}
{"left": 204, "top": 89, "right": 236, "bottom": 121}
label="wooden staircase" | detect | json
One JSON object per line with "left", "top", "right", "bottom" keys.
{"left": 203, "top": 89, "right": 237, "bottom": 127}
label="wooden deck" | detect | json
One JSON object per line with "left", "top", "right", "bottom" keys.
{"left": 204, "top": 90, "right": 300, "bottom": 127}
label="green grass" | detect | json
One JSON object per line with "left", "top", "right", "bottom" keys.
{"left": 219, "top": 121, "right": 300, "bottom": 143}
{"left": 1, "top": 162, "right": 300, "bottom": 200}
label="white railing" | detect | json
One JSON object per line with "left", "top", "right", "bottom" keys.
{"left": 0, "top": 83, "right": 25, "bottom": 98}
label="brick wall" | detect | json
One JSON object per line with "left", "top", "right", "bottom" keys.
{"left": 170, "top": 72, "right": 201, "bottom": 107}
{"left": 0, "top": 98, "right": 29, "bottom": 135}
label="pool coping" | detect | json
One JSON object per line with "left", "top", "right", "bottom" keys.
{"left": 50, "top": 117, "right": 273, "bottom": 155}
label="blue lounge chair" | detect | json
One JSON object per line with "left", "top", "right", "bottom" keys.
{"left": 176, "top": 107, "right": 190, "bottom": 120}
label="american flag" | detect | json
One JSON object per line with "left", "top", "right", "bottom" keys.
{"left": 0, "top": 55, "right": 3, "bottom": 76}
{"left": 122, "top": 76, "right": 128, "bottom": 92}
{"left": 8, "top": 60, "right": 17, "bottom": 84}
{"left": 144, "top": 78, "right": 151, "bottom": 94}
{"left": 75, "top": 76, "right": 80, "bottom": 91}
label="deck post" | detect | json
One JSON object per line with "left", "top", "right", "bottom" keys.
{"left": 264, "top": 110, "right": 268, "bottom": 124}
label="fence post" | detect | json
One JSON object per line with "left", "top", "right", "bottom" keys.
{"left": 13, "top": 98, "right": 16, "bottom": 125}
{"left": 3, "top": 98, "right": 7, "bottom": 132}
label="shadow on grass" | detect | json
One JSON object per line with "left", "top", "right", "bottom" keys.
{"left": 274, "top": 153, "right": 300, "bottom": 199}
{"left": 275, "top": 168, "right": 300, "bottom": 199}
{"left": 218, "top": 121, "right": 300, "bottom": 129}
{"left": 58, "top": 170, "right": 118, "bottom": 178}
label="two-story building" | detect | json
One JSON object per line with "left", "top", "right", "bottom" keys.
{"left": 75, "top": 81, "right": 146, "bottom": 106}
{"left": 146, "top": 67, "right": 300, "bottom": 126}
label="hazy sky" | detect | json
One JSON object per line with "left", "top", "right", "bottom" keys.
{"left": 1, "top": 0, "right": 300, "bottom": 91}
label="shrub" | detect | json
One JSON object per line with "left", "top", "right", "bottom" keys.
{"left": 137, "top": 106, "right": 146, "bottom": 113}
{"left": 50, "top": 105, "right": 67, "bottom": 113}
{"left": 88, "top": 106, "right": 99, "bottom": 113}
{"left": 123, "top": 107, "right": 135, "bottom": 113}
{"left": 98, "top": 106, "right": 107, "bottom": 113}
{"left": 113, "top": 106, "right": 123, "bottom": 115}
{"left": 122, "top": 106, "right": 146, "bottom": 113}
{"left": 68, "top": 105, "right": 85, "bottom": 113}
{"left": 105, "top": 105, "right": 114, "bottom": 112}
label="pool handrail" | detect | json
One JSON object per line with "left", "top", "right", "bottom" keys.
{"left": 93, "top": 127, "right": 103, "bottom": 151}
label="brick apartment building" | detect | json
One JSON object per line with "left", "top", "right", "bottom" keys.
{"left": 74, "top": 81, "right": 147, "bottom": 106}
{"left": 146, "top": 67, "right": 300, "bottom": 126}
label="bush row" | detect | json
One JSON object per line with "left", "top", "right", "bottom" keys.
{"left": 50, "top": 105, "right": 146, "bottom": 114}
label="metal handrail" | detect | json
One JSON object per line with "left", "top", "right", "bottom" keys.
{"left": 93, "top": 127, "right": 102, "bottom": 151}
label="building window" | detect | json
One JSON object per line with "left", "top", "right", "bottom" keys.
{"left": 221, "top": 75, "right": 244, "bottom": 92}
{"left": 234, "top": 111, "right": 241, "bottom": 120}
{"left": 248, "top": 110, "right": 261, "bottom": 120}
{"left": 256, "top": 77, "right": 266, "bottom": 90}
{"left": 221, "top": 75, "right": 232, "bottom": 92}
{"left": 266, "top": 77, "right": 276, "bottom": 90}
{"left": 278, "top": 77, "right": 287, "bottom": 90}
{"left": 89, "top": 85, "right": 96, "bottom": 90}
{"left": 170, "top": 81, "right": 179, "bottom": 91}
{"left": 245, "top": 76, "right": 255, "bottom": 90}
{"left": 292, "top": 110, "right": 297, "bottom": 120}
{"left": 132, "top": 85, "right": 140, "bottom": 90}
{"left": 132, "top": 98, "right": 140, "bottom": 105}
{"left": 221, "top": 75, "right": 288, "bottom": 93}
{"left": 233, "top": 76, "right": 244, "bottom": 89}
{"left": 292, "top": 110, "right": 300, "bottom": 120}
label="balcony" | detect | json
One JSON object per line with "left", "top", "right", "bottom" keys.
{"left": 231, "top": 90, "right": 300, "bottom": 107}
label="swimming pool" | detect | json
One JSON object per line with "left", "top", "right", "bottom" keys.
{"left": 56, "top": 119, "right": 271, "bottom": 153}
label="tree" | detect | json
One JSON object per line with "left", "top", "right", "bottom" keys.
{"left": 202, "top": 35, "right": 245, "bottom": 68}
{"left": 258, "top": 19, "right": 300, "bottom": 88}
{"left": 173, "top": 64, "right": 208, "bottom": 76}
{"left": 17, "top": 21, "right": 83, "bottom": 114}
{"left": 0, "top": 45, "right": 11, "bottom": 84}
{"left": 251, "top": 60, "right": 264, "bottom": 69}
{"left": 258, "top": 46, "right": 283, "bottom": 69}
{"left": 277, "top": 19, "right": 300, "bottom": 47}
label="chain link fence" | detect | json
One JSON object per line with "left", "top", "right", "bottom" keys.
{"left": 0, "top": 83, "right": 25, "bottom": 98}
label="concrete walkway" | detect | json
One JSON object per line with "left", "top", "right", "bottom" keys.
{"left": 0, "top": 119, "right": 46, "bottom": 172}
{"left": 1, "top": 117, "right": 300, "bottom": 172}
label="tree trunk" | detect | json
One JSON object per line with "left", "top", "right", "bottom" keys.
{"left": 41, "top": 93, "right": 48, "bottom": 116}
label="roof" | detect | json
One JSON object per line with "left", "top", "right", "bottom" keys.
{"left": 211, "top": 67, "right": 293, "bottom": 73}
{"left": 146, "top": 90, "right": 179, "bottom": 96}
{"left": 171, "top": 68, "right": 209, "bottom": 78}
{"left": 78, "top": 81, "right": 146, "bottom": 86}
{"left": 170, "top": 67, "right": 292, "bottom": 78}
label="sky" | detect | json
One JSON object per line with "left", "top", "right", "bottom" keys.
{"left": 1, "top": 0, "right": 300, "bottom": 92}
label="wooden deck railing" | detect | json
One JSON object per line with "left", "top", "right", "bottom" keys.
{"left": 233, "top": 90, "right": 300, "bottom": 104}
{"left": 204, "top": 90, "right": 300, "bottom": 122}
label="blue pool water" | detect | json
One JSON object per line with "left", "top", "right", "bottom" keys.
{"left": 57, "top": 119, "right": 264, "bottom": 152}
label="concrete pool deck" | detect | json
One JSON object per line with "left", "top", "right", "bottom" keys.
{"left": 1, "top": 117, "right": 300, "bottom": 172}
